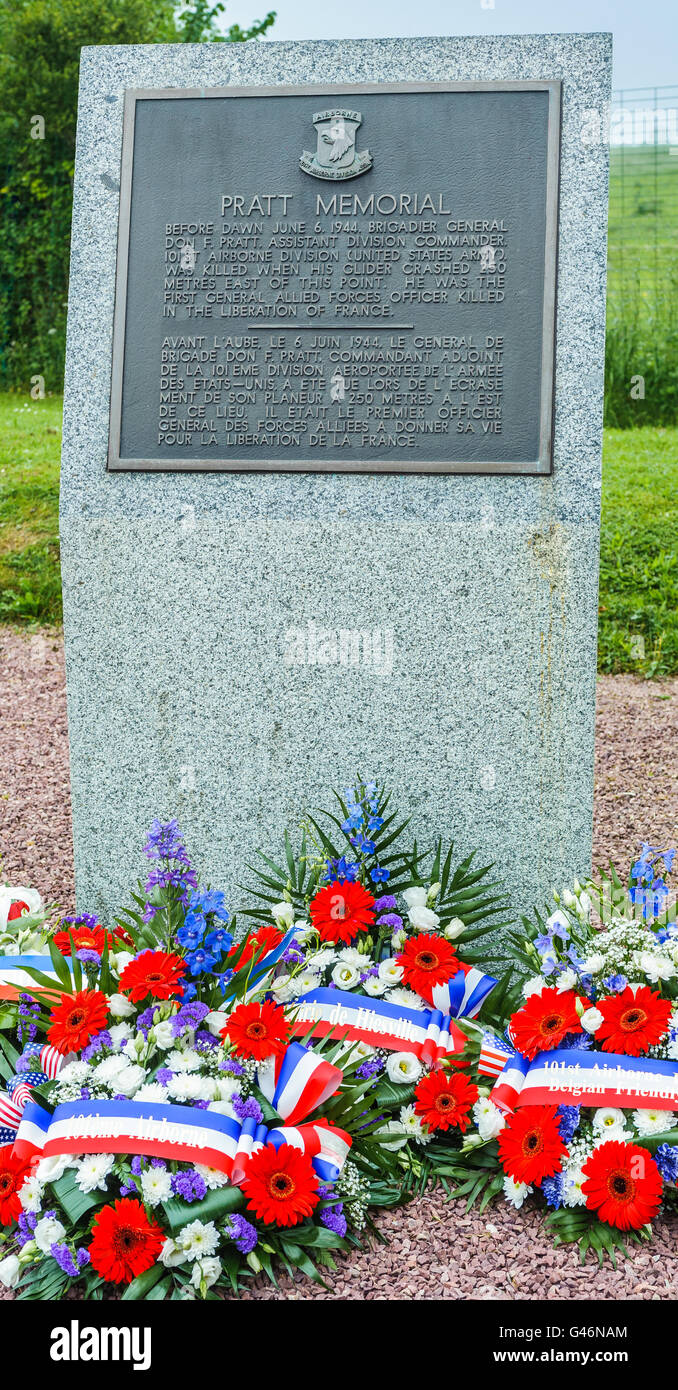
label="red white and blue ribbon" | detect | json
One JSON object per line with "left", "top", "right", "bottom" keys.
{"left": 291, "top": 987, "right": 467, "bottom": 1065}
{"left": 227, "top": 928, "right": 298, "bottom": 1003}
{"left": 477, "top": 1029, "right": 514, "bottom": 1079}
{"left": 429, "top": 963, "right": 497, "bottom": 1019}
{"left": 491, "top": 1047, "right": 678, "bottom": 1114}
{"left": 0, "top": 1046, "right": 68, "bottom": 1141}
{"left": 257, "top": 1040, "right": 341, "bottom": 1126}
{"left": 0, "top": 955, "right": 74, "bottom": 999}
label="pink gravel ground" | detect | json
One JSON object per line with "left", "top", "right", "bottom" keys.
{"left": 1, "top": 625, "right": 677, "bottom": 1300}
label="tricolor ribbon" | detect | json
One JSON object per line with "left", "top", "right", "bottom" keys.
{"left": 428, "top": 962, "right": 497, "bottom": 1020}
{"left": 12, "top": 1041, "right": 351, "bottom": 1185}
{"left": 290, "top": 987, "right": 467, "bottom": 1065}
{"left": 0, "top": 954, "right": 74, "bottom": 1000}
{"left": 0, "top": 1045, "right": 68, "bottom": 1139}
{"left": 491, "top": 1046, "right": 678, "bottom": 1114}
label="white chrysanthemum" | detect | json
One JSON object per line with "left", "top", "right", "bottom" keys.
{"left": 503, "top": 1176, "right": 532, "bottom": 1208}
{"left": 385, "top": 1051, "right": 422, "bottom": 1085}
{"left": 592, "top": 1107, "right": 627, "bottom": 1136}
{"left": 167, "top": 1048, "right": 201, "bottom": 1073}
{"left": 363, "top": 974, "right": 388, "bottom": 997}
{"left": 108, "top": 1022, "right": 134, "bottom": 1051}
{"left": 35, "top": 1153, "right": 73, "bottom": 1184}
{"left": 332, "top": 962, "right": 360, "bottom": 989}
{"left": 522, "top": 976, "right": 548, "bottom": 999}
{"left": 112, "top": 1063, "right": 146, "bottom": 1097}
{"left": 93, "top": 1054, "right": 128, "bottom": 1085}
{"left": 337, "top": 947, "right": 364, "bottom": 968}
{"left": 55, "top": 1059, "right": 91, "bottom": 1085}
{"left": 270, "top": 900, "right": 294, "bottom": 927}
{"left": 177, "top": 1219, "right": 219, "bottom": 1260}
{"left": 19, "top": 1175, "right": 43, "bottom": 1213}
{"left": 562, "top": 1165, "right": 588, "bottom": 1207}
{"left": 386, "top": 986, "right": 427, "bottom": 1010}
{"left": 34, "top": 1213, "right": 66, "bottom": 1254}
{"left": 633, "top": 1108, "right": 676, "bottom": 1136}
{"left": 593, "top": 1127, "right": 632, "bottom": 1147}
{"left": 639, "top": 953, "right": 676, "bottom": 984}
{"left": 168, "top": 1072, "right": 211, "bottom": 1103}
{"left": 195, "top": 1163, "right": 230, "bottom": 1191}
{"left": 134, "top": 1083, "right": 170, "bottom": 1104}
{"left": 408, "top": 905, "right": 440, "bottom": 932}
{"left": 207, "top": 1099, "right": 239, "bottom": 1117}
{"left": 140, "top": 1166, "right": 173, "bottom": 1206}
{"left": 305, "top": 948, "right": 336, "bottom": 971}
{"left": 402, "top": 887, "right": 427, "bottom": 909}
{"left": 378, "top": 957, "right": 403, "bottom": 984}
{"left": 473, "top": 1098, "right": 505, "bottom": 1141}
{"left": 268, "top": 974, "right": 297, "bottom": 1004}
{"left": 160, "top": 1237, "right": 186, "bottom": 1268}
{"left": 75, "top": 1153, "right": 115, "bottom": 1193}
{"left": 399, "top": 1104, "right": 432, "bottom": 1144}
{"left": 293, "top": 970, "right": 322, "bottom": 996}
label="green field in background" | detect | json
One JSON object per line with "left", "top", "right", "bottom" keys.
{"left": 0, "top": 395, "right": 676, "bottom": 675}
{"left": 608, "top": 144, "right": 678, "bottom": 308}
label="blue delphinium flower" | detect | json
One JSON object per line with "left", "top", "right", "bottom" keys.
{"left": 224, "top": 1214, "right": 258, "bottom": 1254}
{"left": 556, "top": 1105, "right": 580, "bottom": 1143}
{"left": 205, "top": 925, "right": 233, "bottom": 954}
{"left": 177, "top": 916, "right": 205, "bottom": 950}
{"left": 144, "top": 818, "right": 187, "bottom": 861}
{"left": 603, "top": 973, "right": 628, "bottom": 993}
{"left": 370, "top": 865, "right": 390, "bottom": 883}
{"left": 185, "top": 947, "right": 218, "bottom": 976}
{"left": 655, "top": 1144, "right": 678, "bottom": 1183}
{"left": 540, "top": 1173, "right": 564, "bottom": 1209}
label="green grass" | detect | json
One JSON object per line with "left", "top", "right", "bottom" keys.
{"left": 608, "top": 144, "right": 678, "bottom": 311}
{"left": 0, "top": 395, "right": 677, "bottom": 675}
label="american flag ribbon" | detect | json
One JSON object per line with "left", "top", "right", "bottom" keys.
{"left": 0, "top": 1046, "right": 67, "bottom": 1137}
{"left": 477, "top": 1029, "right": 515, "bottom": 1078}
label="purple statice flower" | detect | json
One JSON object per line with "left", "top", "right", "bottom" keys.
{"left": 224, "top": 1214, "right": 258, "bottom": 1254}
{"left": 60, "top": 911, "right": 99, "bottom": 932}
{"left": 17, "top": 994, "right": 40, "bottom": 1047}
{"left": 51, "top": 1243, "right": 80, "bottom": 1278}
{"left": 232, "top": 1095, "right": 263, "bottom": 1124}
{"left": 377, "top": 913, "right": 403, "bottom": 930}
{"left": 77, "top": 1248, "right": 90, "bottom": 1268}
{"left": 155, "top": 1069, "right": 173, "bottom": 1087}
{"left": 119, "top": 1183, "right": 137, "bottom": 1197}
{"left": 320, "top": 1205, "right": 347, "bottom": 1237}
{"left": 556, "top": 1105, "right": 580, "bottom": 1143}
{"left": 79, "top": 1087, "right": 91, "bottom": 1101}
{"left": 136, "top": 1006, "right": 158, "bottom": 1034}
{"left": 173, "top": 1001, "right": 209, "bottom": 1033}
{"left": 374, "top": 894, "right": 397, "bottom": 913}
{"left": 360, "top": 966, "right": 380, "bottom": 982}
{"left": 540, "top": 1173, "right": 564, "bottom": 1209}
{"left": 281, "top": 946, "right": 305, "bottom": 966}
{"left": 16, "top": 1212, "right": 37, "bottom": 1247}
{"left": 76, "top": 948, "right": 101, "bottom": 966}
{"left": 131, "top": 1156, "right": 144, "bottom": 1176}
{"left": 356, "top": 1055, "right": 384, "bottom": 1080}
{"left": 220, "top": 1057, "right": 244, "bottom": 1076}
{"left": 192, "top": 1099, "right": 210, "bottom": 1110}
{"left": 171, "top": 1169, "right": 207, "bottom": 1202}
{"left": 655, "top": 1144, "right": 678, "bottom": 1183}
{"left": 195, "top": 1030, "right": 218, "bottom": 1053}
{"left": 82, "top": 1030, "right": 112, "bottom": 1061}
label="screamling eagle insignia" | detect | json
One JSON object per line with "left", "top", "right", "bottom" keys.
{"left": 300, "top": 109, "right": 372, "bottom": 181}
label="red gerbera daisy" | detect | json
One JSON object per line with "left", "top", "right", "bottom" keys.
{"left": 497, "top": 1106, "right": 567, "bottom": 1185}
{"left": 414, "top": 1070, "right": 478, "bottom": 1133}
{"left": 47, "top": 988, "right": 110, "bottom": 1054}
{"left": 118, "top": 949, "right": 186, "bottom": 1003}
{"left": 221, "top": 999, "right": 290, "bottom": 1060}
{"left": 0, "top": 1145, "right": 33, "bottom": 1226}
{"left": 226, "top": 924, "right": 284, "bottom": 967}
{"left": 242, "top": 1143, "right": 319, "bottom": 1227}
{"left": 396, "top": 933, "right": 460, "bottom": 1000}
{"left": 509, "top": 987, "right": 582, "bottom": 1061}
{"left": 53, "top": 923, "right": 111, "bottom": 957}
{"left": 595, "top": 985, "right": 672, "bottom": 1057}
{"left": 582, "top": 1140, "right": 662, "bottom": 1231}
{"left": 309, "top": 879, "right": 375, "bottom": 946}
{"left": 88, "top": 1198, "right": 165, "bottom": 1283}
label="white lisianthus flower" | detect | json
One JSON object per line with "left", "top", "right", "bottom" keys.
{"left": 113, "top": 952, "right": 135, "bottom": 974}
{"left": 108, "top": 991, "right": 135, "bottom": 1018}
{"left": 503, "top": 1176, "right": 532, "bottom": 1208}
{"left": 473, "top": 1098, "right": 505, "bottom": 1141}
{"left": 408, "top": 905, "right": 440, "bottom": 932}
{"left": 399, "top": 1103, "right": 432, "bottom": 1145}
{"left": 378, "top": 957, "right": 403, "bottom": 984}
{"left": 561, "top": 889, "right": 576, "bottom": 909}
{"left": 444, "top": 917, "right": 466, "bottom": 941}
{"left": 134, "top": 1083, "right": 170, "bottom": 1104}
{"left": 293, "top": 970, "right": 322, "bottom": 996}
{"left": 167, "top": 1049, "right": 201, "bottom": 1073}
{"left": 191, "top": 1256, "right": 222, "bottom": 1291}
{"left": 75, "top": 1154, "right": 115, "bottom": 1193}
{"left": 208, "top": 1099, "right": 239, "bottom": 1118}
{"left": 268, "top": 974, "right": 297, "bottom": 1004}
{"left": 580, "top": 1007, "right": 604, "bottom": 1034}
{"left": 0, "top": 1253, "right": 20, "bottom": 1289}
{"left": 160, "top": 1237, "right": 187, "bottom": 1268}
{"left": 391, "top": 929, "right": 407, "bottom": 952}
{"left": 385, "top": 1052, "right": 422, "bottom": 1085}
{"left": 562, "top": 1166, "right": 588, "bottom": 1207}
{"left": 363, "top": 974, "right": 388, "bottom": 997}
{"left": 55, "top": 1059, "right": 91, "bottom": 1085}
{"left": 177, "top": 1220, "right": 220, "bottom": 1260}
{"left": 19, "top": 1175, "right": 43, "bottom": 1213}
{"left": 633, "top": 1108, "right": 676, "bottom": 1136}
{"left": 113, "top": 1063, "right": 146, "bottom": 1097}
{"left": 140, "top": 1166, "right": 173, "bottom": 1206}
{"left": 290, "top": 920, "right": 313, "bottom": 943}
{"left": 195, "top": 1163, "right": 231, "bottom": 1191}
{"left": 152, "top": 1020, "right": 176, "bottom": 1050}
{"left": 35, "top": 1153, "right": 73, "bottom": 1184}
{"left": 556, "top": 968, "right": 579, "bottom": 991}
{"left": 592, "top": 1106, "right": 627, "bottom": 1135}
{"left": 108, "top": 1022, "right": 134, "bottom": 1051}
{"left": 211, "top": 1076, "right": 240, "bottom": 1102}
{"left": 582, "top": 953, "right": 605, "bottom": 976}
{"left": 378, "top": 1120, "right": 408, "bottom": 1151}
{"left": 402, "top": 887, "right": 428, "bottom": 909}
{"left": 341, "top": 1039, "right": 374, "bottom": 1064}
{"left": 522, "top": 976, "right": 548, "bottom": 999}
{"left": 305, "top": 948, "right": 336, "bottom": 971}
{"left": 34, "top": 1214, "right": 67, "bottom": 1254}
{"left": 332, "top": 963, "right": 360, "bottom": 989}
{"left": 205, "top": 1010, "right": 227, "bottom": 1037}
{"left": 270, "top": 901, "right": 294, "bottom": 927}
{"left": 577, "top": 892, "right": 592, "bottom": 919}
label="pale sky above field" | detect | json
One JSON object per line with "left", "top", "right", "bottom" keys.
{"left": 223, "top": 0, "right": 677, "bottom": 92}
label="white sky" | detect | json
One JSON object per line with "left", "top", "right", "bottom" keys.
{"left": 223, "top": 0, "right": 677, "bottom": 92}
